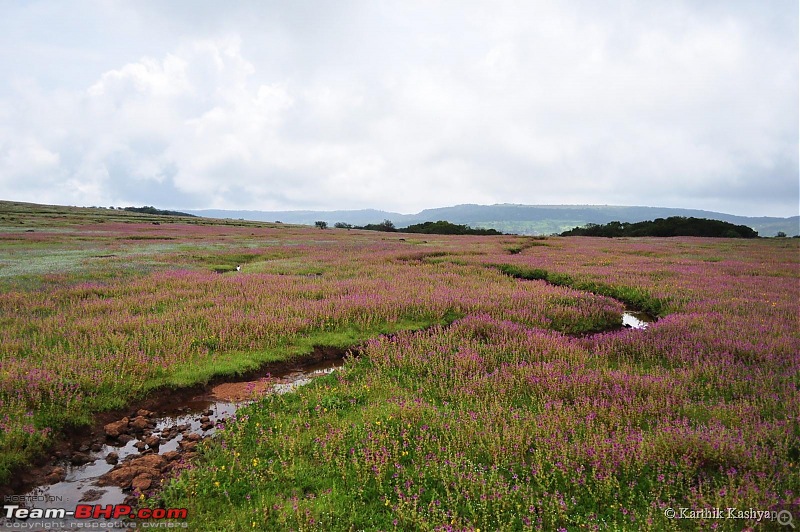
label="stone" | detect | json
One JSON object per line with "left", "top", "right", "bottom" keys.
{"left": 162, "top": 451, "right": 180, "bottom": 462}
{"left": 98, "top": 454, "right": 167, "bottom": 488}
{"left": 105, "top": 452, "right": 119, "bottom": 465}
{"left": 129, "top": 416, "right": 150, "bottom": 431}
{"left": 45, "top": 466, "right": 66, "bottom": 484}
{"left": 131, "top": 475, "right": 152, "bottom": 492}
{"left": 104, "top": 417, "right": 129, "bottom": 438}
{"left": 71, "top": 452, "right": 93, "bottom": 465}
{"left": 178, "top": 440, "right": 197, "bottom": 451}
{"left": 79, "top": 489, "right": 105, "bottom": 502}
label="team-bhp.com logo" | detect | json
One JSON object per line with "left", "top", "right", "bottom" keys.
{"left": 4, "top": 503, "right": 187, "bottom": 521}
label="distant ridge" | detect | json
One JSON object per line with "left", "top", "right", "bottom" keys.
{"left": 187, "top": 204, "right": 799, "bottom": 237}
{"left": 189, "top": 208, "right": 399, "bottom": 227}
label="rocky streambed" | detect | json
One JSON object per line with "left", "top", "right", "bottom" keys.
{"left": 1, "top": 352, "right": 344, "bottom": 527}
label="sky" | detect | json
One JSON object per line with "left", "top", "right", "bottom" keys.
{"left": 0, "top": 1, "right": 797, "bottom": 217}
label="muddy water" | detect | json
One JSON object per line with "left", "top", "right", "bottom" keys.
{"left": 2, "top": 358, "right": 343, "bottom": 529}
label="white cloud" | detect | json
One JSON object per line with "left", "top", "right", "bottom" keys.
{"left": 1, "top": 138, "right": 60, "bottom": 176}
{"left": 88, "top": 54, "right": 189, "bottom": 99}
{"left": 0, "top": 1, "right": 796, "bottom": 216}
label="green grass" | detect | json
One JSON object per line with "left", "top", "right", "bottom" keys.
{"left": 4, "top": 201, "right": 797, "bottom": 531}
{"left": 147, "top": 318, "right": 446, "bottom": 391}
{"left": 151, "top": 343, "right": 668, "bottom": 530}
{"left": 494, "top": 263, "right": 671, "bottom": 317}
{"left": 0, "top": 307, "right": 453, "bottom": 483}
{"left": 155, "top": 363, "right": 414, "bottom": 530}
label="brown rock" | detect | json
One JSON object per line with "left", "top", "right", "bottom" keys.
{"left": 71, "top": 452, "right": 93, "bottom": 465}
{"left": 129, "top": 416, "right": 150, "bottom": 431}
{"left": 100, "top": 468, "right": 138, "bottom": 487}
{"left": 136, "top": 409, "right": 154, "bottom": 418}
{"left": 130, "top": 453, "right": 167, "bottom": 470}
{"left": 106, "top": 452, "right": 119, "bottom": 465}
{"left": 79, "top": 489, "right": 105, "bottom": 502}
{"left": 162, "top": 451, "right": 180, "bottom": 462}
{"left": 104, "top": 417, "right": 129, "bottom": 438}
{"left": 133, "top": 441, "right": 147, "bottom": 451}
{"left": 184, "top": 432, "right": 202, "bottom": 442}
{"left": 131, "top": 475, "right": 152, "bottom": 492}
{"left": 178, "top": 440, "right": 197, "bottom": 451}
{"left": 144, "top": 435, "right": 161, "bottom": 448}
{"left": 45, "top": 466, "right": 66, "bottom": 484}
{"left": 118, "top": 434, "right": 134, "bottom": 444}
{"left": 98, "top": 454, "right": 167, "bottom": 488}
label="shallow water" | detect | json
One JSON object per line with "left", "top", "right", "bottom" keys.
{"left": 2, "top": 358, "right": 343, "bottom": 528}
{"left": 622, "top": 311, "right": 654, "bottom": 329}
{"left": 3, "top": 309, "right": 651, "bottom": 528}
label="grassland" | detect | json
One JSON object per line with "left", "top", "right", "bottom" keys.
{"left": 1, "top": 201, "right": 798, "bottom": 530}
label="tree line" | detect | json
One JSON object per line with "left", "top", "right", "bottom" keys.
{"left": 122, "top": 206, "right": 196, "bottom": 217}
{"left": 559, "top": 217, "right": 759, "bottom": 238}
{"left": 315, "top": 219, "right": 502, "bottom": 235}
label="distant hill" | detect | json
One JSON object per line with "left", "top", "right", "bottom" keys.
{"left": 190, "top": 208, "right": 401, "bottom": 227}
{"left": 123, "top": 205, "right": 196, "bottom": 217}
{"left": 187, "top": 204, "right": 799, "bottom": 237}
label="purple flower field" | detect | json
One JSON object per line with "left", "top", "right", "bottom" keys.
{"left": 1, "top": 212, "right": 798, "bottom": 529}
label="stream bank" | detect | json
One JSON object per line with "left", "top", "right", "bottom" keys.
{"left": 1, "top": 347, "right": 348, "bottom": 528}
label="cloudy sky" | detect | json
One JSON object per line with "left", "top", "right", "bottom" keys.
{"left": 0, "top": 1, "right": 797, "bottom": 217}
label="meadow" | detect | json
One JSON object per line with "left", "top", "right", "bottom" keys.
{"left": 0, "top": 202, "right": 798, "bottom": 530}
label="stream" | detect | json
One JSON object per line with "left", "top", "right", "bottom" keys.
{"left": 622, "top": 311, "right": 653, "bottom": 329}
{"left": 2, "top": 310, "right": 652, "bottom": 528}
{"left": 2, "top": 357, "right": 343, "bottom": 529}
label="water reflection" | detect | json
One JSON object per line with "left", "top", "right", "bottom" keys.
{"left": 5, "top": 358, "right": 344, "bottom": 528}
{"left": 622, "top": 311, "right": 653, "bottom": 329}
